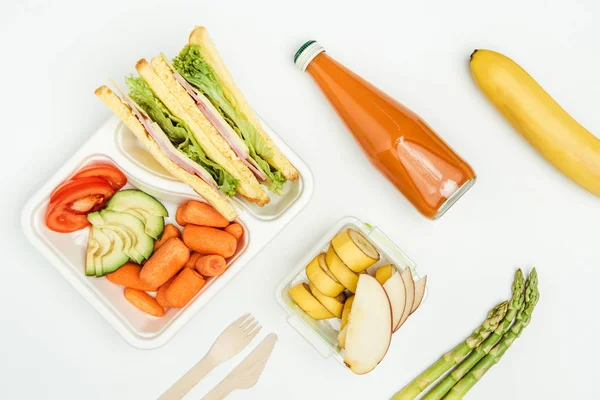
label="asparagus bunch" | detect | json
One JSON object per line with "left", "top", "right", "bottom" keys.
{"left": 391, "top": 301, "right": 508, "bottom": 400}
{"left": 422, "top": 269, "right": 526, "bottom": 400}
{"left": 443, "top": 268, "right": 539, "bottom": 399}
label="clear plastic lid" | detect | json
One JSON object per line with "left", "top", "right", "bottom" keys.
{"left": 275, "top": 216, "right": 426, "bottom": 364}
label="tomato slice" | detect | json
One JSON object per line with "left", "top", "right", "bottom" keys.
{"left": 45, "top": 177, "right": 115, "bottom": 233}
{"left": 50, "top": 176, "right": 109, "bottom": 204}
{"left": 70, "top": 162, "right": 127, "bottom": 191}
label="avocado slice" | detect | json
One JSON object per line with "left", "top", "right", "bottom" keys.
{"left": 99, "top": 229, "right": 131, "bottom": 273}
{"left": 103, "top": 225, "right": 145, "bottom": 264}
{"left": 126, "top": 209, "right": 165, "bottom": 240}
{"left": 105, "top": 190, "right": 167, "bottom": 239}
{"left": 88, "top": 212, "right": 145, "bottom": 263}
{"left": 87, "top": 212, "right": 104, "bottom": 227}
{"left": 144, "top": 215, "right": 165, "bottom": 240}
{"left": 86, "top": 229, "right": 100, "bottom": 276}
{"left": 100, "top": 210, "right": 154, "bottom": 260}
{"left": 92, "top": 229, "right": 113, "bottom": 277}
{"left": 106, "top": 190, "right": 168, "bottom": 217}
{"left": 90, "top": 229, "right": 129, "bottom": 276}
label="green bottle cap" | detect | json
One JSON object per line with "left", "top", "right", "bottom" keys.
{"left": 294, "top": 40, "right": 325, "bottom": 72}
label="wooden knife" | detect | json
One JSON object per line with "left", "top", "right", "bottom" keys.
{"left": 202, "top": 333, "right": 278, "bottom": 400}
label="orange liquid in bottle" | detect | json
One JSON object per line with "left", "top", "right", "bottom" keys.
{"left": 295, "top": 41, "right": 476, "bottom": 219}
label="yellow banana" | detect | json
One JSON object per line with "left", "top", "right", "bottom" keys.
{"left": 470, "top": 49, "right": 600, "bottom": 197}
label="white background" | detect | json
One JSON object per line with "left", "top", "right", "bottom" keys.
{"left": 1, "top": 0, "right": 599, "bottom": 399}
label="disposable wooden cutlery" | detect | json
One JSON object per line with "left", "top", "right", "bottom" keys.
{"left": 202, "top": 333, "right": 278, "bottom": 400}
{"left": 160, "top": 313, "right": 261, "bottom": 400}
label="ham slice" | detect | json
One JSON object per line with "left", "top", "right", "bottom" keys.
{"left": 123, "top": 95, "right": 228, "bottom": 202}
{"left": 173, "top": 72, "right": 268, "bottom": 182}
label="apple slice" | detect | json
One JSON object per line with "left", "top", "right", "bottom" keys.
{"left": 395, "top": 268, "right": 415, "bottom": 331}
{"left": 410, "top": 276, "right": 427, "bottom": 314}
{"left": 383, "top": 271, "right": 407, "bottom": 332}
{"left": 344, "top": 274, "right": 392, "bottom": 375}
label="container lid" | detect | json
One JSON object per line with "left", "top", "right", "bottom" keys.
{"left": 294, "top": 40, "right": 325, "bottom": 72}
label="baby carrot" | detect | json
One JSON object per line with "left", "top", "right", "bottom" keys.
{"left": 185, "top": 252, "right": 203, "bottom": 269}
{"left": 195, "top": 255, "right": 227, "bottom": 277}
{"left": 224, "top": 223, "right": 244, "bottom": 240}
{"left": 180, "top": 201, "right": 229, "bottom": 228}
{"left": 182, "top": 225, "right": 237, "bottom": 258}
{"left": 124, "top": 288, "right": 165, "bottom": 317}
{"left": 106, "top": 263, "right": 158, "bottom": 291}
{"left": 176, "top": 202, "right": 187, "bottom": 226}
{"left": 140, "top": 237, "right": 190, "bottom": 287}
{"left": 165, "top": 268, "right": 206, "bottom": 308}
{"left": 154, "top": 224, "right": 181, "bottom": 251}
{"left": 156, "top": 276, "right": 175, "bottom": 308}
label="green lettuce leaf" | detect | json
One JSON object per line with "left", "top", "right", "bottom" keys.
{"left": 249, "top": 149, "right": 286, "bottom": 193}
{"left": 173, "top": 45, "right": 287, "bottom": 191}
{"left": 126, "top": 76, "right": 239, "bottom": 197}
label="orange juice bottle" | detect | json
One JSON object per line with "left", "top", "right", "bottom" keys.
{"left": 294, "top": 41, "right": 476, "bottom": 219}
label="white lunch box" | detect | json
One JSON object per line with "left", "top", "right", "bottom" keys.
{"left": 22, "top": 116, "right": 313, "bottom": 349}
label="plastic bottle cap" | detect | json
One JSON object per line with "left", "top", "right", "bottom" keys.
{"left": 294, "top": 40, "right": 325, "bottom": 72}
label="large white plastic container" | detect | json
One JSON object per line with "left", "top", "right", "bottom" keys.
{"left": 276, "top": 217, "right": 426, "bottom": 366}
{"left": 22, "top": 116, "right": 313, "bottom": 349}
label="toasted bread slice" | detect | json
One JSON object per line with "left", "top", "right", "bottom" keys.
{"left": 149, "top": 55, "right": 270, "bottom": 206}
{"left": 94, "top": 85, "right": 237, "bottom": 221}
{"left": 135, "top": 59, "right": 269, "bottom": 206}
{"left": 188, "top": 26, "right": 299, "bottom": 181}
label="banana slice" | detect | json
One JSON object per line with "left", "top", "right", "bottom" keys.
{"left": 326, "top": 246, "right": 360, "bottom": 293}
{"left": 309, "top": 282, "right": 346, "bottom": 318}
{"left": 375, "top": 265, "right": 395, "bottom": 285}
{"left": 338, "top": 325, "right": 348, "bottom": 348}
{"left": 331, "top": 229, "right": 380, "bottom": 273}
{"left": 306, "top": 253, "right": 345, "bottom": 297}
{"left": 288, "top": 283, "right": 335, "bottom": 320}
{"left": 341, "top": 295, "right": 355, "bottom": 330}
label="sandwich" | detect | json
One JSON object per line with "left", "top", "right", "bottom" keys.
{"left": 95, "top": 26, "right": 299, "bottom": 218}
{"left": 174, "top": 27, "right": 299, "bottom": 186}
{"left": 133, "top": 58, "right": 270, "bottom": 206}
{"left": 94, "top": 84, "right": 238, "bottom": 221}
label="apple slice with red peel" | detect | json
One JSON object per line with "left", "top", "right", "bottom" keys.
{"left": 410, "top": 276, "right": 427, "bottom": 314}
{"left": 395, "top": 268, "right": 415, "bottom": 331}
{"left": 344, "top": 274, "right": 392, "bottom": 375}
{"left": 383, "top": 271, "right": 407, "bottom": 332}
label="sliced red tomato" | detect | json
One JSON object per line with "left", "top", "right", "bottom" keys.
{"left": 50, "top": 176, "right": 108, "bottom": 204}
{"left": 50, "top": 163, "right": 127, "bottom": 202}
{"left": 45, "top": 177, "right": 115, "bottom": 233}
{"left": 70, "top": 162, "right": 127, "bottom": 191}
{"left": 49, "top": 179, "right": 73, "bottom": 202}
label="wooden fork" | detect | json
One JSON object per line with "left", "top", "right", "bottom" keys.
{"left": 159, "top": 314, "right": 261, "bottom": 400}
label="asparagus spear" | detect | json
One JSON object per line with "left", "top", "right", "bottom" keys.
{"left": 422, "top": 269, "right": 526, "bottom": 400}
{"left": 444, "top": 268, "right": 539, "bottom": 400}
{"left": 391, "top": 300, "right": 508, "bottom": 400}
